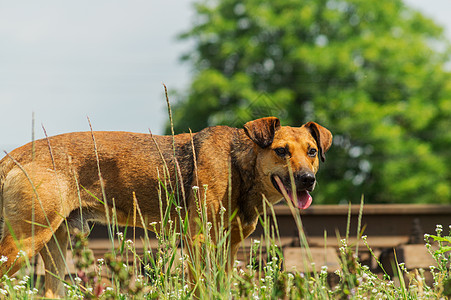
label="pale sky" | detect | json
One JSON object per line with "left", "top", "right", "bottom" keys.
{"left": 0, "top": 0, "right": 194, "bottom": 153}
{"left": 0, "top": 0, "right": 451, "bottom": 156}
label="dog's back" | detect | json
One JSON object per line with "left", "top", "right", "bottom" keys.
{"left": 0, "top": 131, "right": 195, "bottom": 222}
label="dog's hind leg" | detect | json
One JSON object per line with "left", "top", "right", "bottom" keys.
{"left": 0, "top": 223, "right": 63, "bottom": 281}
{"left": 0, "top": 234, "right": 30, "bottom": 277}
{"left": 39, "top": 224, "right": 69, "bottom": 298}
{"left": 0, "top": 166, "right": 73, "bottom": 296}
{"left": 0, "top": 227, "right": 69, "bottom": 298}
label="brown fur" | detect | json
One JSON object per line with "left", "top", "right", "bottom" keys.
{"left": 0, "top": 117, "right": 332, "bottom": 297}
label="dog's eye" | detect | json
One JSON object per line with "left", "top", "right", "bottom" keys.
{"left": 274, "top": 147, "right": 289, "bottom": 157}
{"left": 308, "top": 148, "right": 317, "bottom": 157}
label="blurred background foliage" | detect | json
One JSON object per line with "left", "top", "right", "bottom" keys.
{"left": 168, "top": 0, "right": 451, "bottom": 204}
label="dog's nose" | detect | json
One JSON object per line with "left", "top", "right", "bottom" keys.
{"left": 297, "top": 173, "right": 316, "bottom": 190}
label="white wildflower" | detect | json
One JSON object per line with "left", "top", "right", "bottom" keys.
{"left": 252, "top": 291, "right": 260, "bottom": 300}
{"left": 436, "top": 224, "right": 443, "bottom": 234}
{"left": 206, "top": 222, "right": 212, "bottom": 231}
{"left": 27, "top": 288, "right": 38, "bottom": 295}
{"left": 125, "top": 239, "right": 134, "bottom": 248}
{"left": 16, "top": 250, "right": 26, "bottom": 258}
{"left": 0, "top": 256, "right": 7, "bottom": 263}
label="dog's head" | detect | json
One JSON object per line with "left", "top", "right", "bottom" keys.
{"left": 244, "top": 117, "right": 332, "bottom": 209}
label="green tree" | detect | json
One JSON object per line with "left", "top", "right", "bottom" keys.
{"left": 170, "top": 0, "right": 451, "bottom": 204}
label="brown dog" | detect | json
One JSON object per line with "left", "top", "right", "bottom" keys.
{"left": 0, "top": 117, "right": 332, "bottom": 297}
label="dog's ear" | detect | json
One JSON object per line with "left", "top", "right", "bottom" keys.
{"left": 304, "top": 122, "right": 333, "bottom": 162}
{"left": 244, "top": 117, "right": 281, "bottom": 148}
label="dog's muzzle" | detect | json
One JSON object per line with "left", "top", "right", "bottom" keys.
{"left": 271, "top": 173, "right": 316, "bottom": 209}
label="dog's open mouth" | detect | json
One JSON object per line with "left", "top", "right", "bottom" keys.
{"left": 271, "top": 175, "right": 313, "bottom": 210}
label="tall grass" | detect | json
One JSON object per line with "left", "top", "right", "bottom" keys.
{"left": 2, "top": 191, "right": 451, "bottom": 299}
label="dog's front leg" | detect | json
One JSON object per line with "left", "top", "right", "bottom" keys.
{"left": 228, "top": 217, "right": 259, "bottom": 270}
{"left": 39, "top": 225, "right": 69, "bottom": 298}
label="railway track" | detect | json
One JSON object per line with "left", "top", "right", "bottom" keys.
{"left": 82, "top": 204, "right": 449, "bottom": 273}
{"left": 34, "top": 204, "right": 450, "bottom": 276}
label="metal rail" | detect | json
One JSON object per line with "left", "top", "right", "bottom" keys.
{"left": 89, "top": 204, "right": 451, "bottom": 247}
{"left": 84, "top": 204, "right": 450, "bottom": 274}
{"left": 253, "top": 204, "right": 451, "bottom": 246}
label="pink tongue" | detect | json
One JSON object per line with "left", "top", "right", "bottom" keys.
{"left": 295, "top": 190, "right": 312, "bottom": 209}
{"left": 274, "top": 176, "right": 312, "bottom": 210}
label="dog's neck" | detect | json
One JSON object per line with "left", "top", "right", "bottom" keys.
{"left": 230, "top": 129, "right": 268, "bottom": 224}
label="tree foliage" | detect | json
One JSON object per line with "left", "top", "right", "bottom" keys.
{"left": 170, "top": 0, "right": 451, "bottom": 204}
